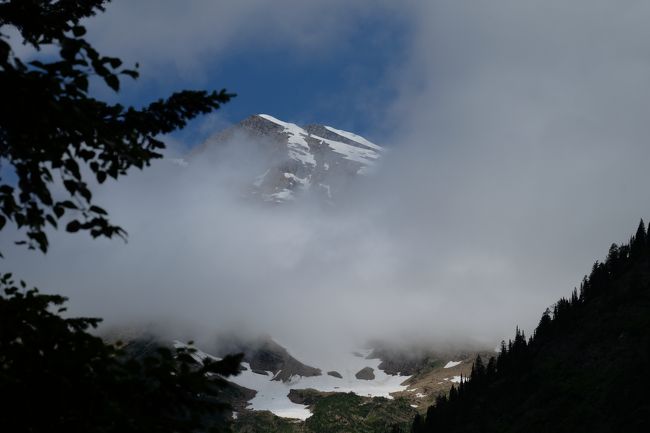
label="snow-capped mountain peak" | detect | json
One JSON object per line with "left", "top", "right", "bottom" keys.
{"left": 196, "top": 114, "right": 383, "bottom": 203}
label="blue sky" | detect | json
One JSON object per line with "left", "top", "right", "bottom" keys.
{"left": 208, "top": 12, "right": 409, "bottom": 131}
{"left": 172, "top": 14, "right": 409, "bottom": 147}
{"left": 87, "top": 2, "right": 412, "bottom": 149}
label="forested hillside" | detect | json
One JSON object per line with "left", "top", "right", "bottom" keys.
{"left": 412, "top": 220, "right": 650, "bottom": 433}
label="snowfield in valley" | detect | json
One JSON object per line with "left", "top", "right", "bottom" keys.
{"left": 229, "top": 348, "right": 411, "bottom": 420}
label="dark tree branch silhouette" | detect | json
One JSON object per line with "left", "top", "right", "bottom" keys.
{"left": 0, "top": 273, "right": 244, "bottom": 433}
{"left": 0, "top": 0, "right": 234, "bottom": 252}
{"left": 0, "top": 2, "right": 243, "bottom": 432}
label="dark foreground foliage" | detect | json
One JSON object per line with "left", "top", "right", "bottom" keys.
{"left": 411, "top": 220, "right": 650, "bottom": 433}
{"left": 0, "top": 0, "right": 233, "bottom": 252}
{"left": 0, "top": 2, "right": 243, "bottom": 432}
{"left": 0, "top": 274, "right": 243, "bottom": 433}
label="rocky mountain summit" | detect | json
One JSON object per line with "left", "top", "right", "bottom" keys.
{"left": 195, "top": 114, "right": 383, "bottom": 203}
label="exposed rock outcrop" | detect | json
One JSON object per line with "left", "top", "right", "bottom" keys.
{"left": 355, "top": 367, "right": 375, "bottom": 380}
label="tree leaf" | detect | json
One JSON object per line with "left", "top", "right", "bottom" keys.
{"left": 59, "top": 201, "right": 77, "bottom": 210}
{"left": 72, "top": 26, "right": 87, "bottom": 37}
{"left": 89, "top": 205, "right": 108, "bottom": 215}
{"left": 104, "top": 74, "right": 120, "bottom": 92}
{"left": 66, "top": 220, "right": 81, "bottom": 233}
{"left": 106, "top": 57, "right": 122, "bottom": 69}
{"left": 46, "top": 215, "right": 58, "bottom": 228}
{"left": 121, "top": 69, "right": 139, "bottom": 79}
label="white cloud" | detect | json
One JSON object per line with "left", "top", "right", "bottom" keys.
{"left": 85, "top": 0, "right": 406, "bottom": 80}
{"left": 4, "top": 1, "right": 650, "bottom": 358}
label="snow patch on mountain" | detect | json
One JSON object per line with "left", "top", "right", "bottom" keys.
{"left": 258, "top": 114, "right": 316, "bottom": 166}
{"left": 227, "top": 348, "right": 411, "bottom": 420}
{"left": 264, "top": 188, "right": 295, "bottom": 203}
{"left": 323, "top": 125, "right": 382, "bottom": 151}
{"left": 311, "top": 134, "right": 380, "bottom": 165}
{"left": 176, "top": 341, "right": 411, "bottom": 421}
{"left": 284, "top": 172, "right": 310, "bottom": 187}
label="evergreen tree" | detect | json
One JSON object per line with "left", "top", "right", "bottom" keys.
{"left": 536, "top": 308, "right": 552, "bottom": 338}
{"left": 486, "top": 356, "right": 497, "bottom": 377}
{"left": 411, "top": 413, "right": 425, "bottom": 433}
{"left": 471, "top": 354, "right": 485, "bottom": 380}
{"left": 630, "top": 219, "right": 646, "bottom": 260}
{"left": 413, "top": 219, "right": 650, "bottom": 433}
{"left": 449, "top": 385, "right": 459, "bottom": 402}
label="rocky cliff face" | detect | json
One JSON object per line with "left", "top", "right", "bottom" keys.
{"left": 195, "top": 114, "right": 383, "bottom": 203}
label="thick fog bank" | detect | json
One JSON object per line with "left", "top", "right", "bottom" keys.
{"left": 4, "top": 0, "right": 650, "bottom": 359}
